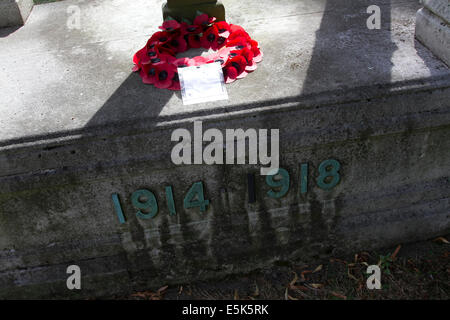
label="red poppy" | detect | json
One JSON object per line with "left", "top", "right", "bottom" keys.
{"left": 223, "top": 65, "right": 238, "bottom": 83}
{"left": 187, "top": 33, "right": 202, "bottom": 48}
{"left": 154, "top": 63, "right": 175, "bottom": 89}
{"left": 147, "top": 31, "right": 171, "bottom": 47}
{"left": 245, "top": 60, "right": 258, "bottom": 72}
{"left": 159, "top": 19, "right": 181, "bottom": 32}
{"left": 249, "top": 40, "right": 263, "bottom": 62}
{"left": 180, "top": 22, "right": 200, "bottom": 35}
{"left": 217, "top": 46, "right": 232, "bottom": 59}
{"left": 173, "top": 57, "right": 195, "bottom": 68}
{"left": 226, "top": 55, "right": 247, "bottom": 76}
{"left": 201, "top": 25, "right": 221, "bottom": 50}
{"left": 140, "top": 63, "right": 158, "bottom": 84}
{"left": 215, "top": 21, "right": 230, "bottom": 37}
{"left": 226, "top": 36, "right": 250, "bottom": 48}
{"left": 167, "top": 35, "right": 188, "bottom": 53}
{"left": 191, "top": 56, "right": 209, "bottom": 66}
{"left": 133, "top": 47, "right": 147, "bottom": 65}
{"left": 228, "top": 29, "right": 250, "bottom": 41}
{"left": 229, "top": 24, "right": 246, "bottom": 34}
{"left": 135, "top": 45, "right": 173, "bottom": 65}
{"left": 230, "top": 47, "right": 254, "bottom": 66}
{"left": 194, "top": 13, "right": 216, "bottom": 27}
{"left": 168, "top": 72, "right": 181, "bottom": 90}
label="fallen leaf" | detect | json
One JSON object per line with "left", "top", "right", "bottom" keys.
{"left": 285, "top": 288, "right": 299, "bottom": 300}
{"left": 391, "top": 245, "right": 401, "bottom": 260}
{"left": 313, "top": 265, "right": 323, "bottom": 273}
{"left": 300, "top": 270, "right": 312, "bottom": 281}
{"left": 330, "top": 291, "right": 347, "bottom": 300}
{"left": 289, "top": 272, "right": 299, "bottom": 288}
{"left": 434, "top": 237, "right": 449, "bottom": 244}
{"left": 309, "top": 283, "right": 323, "bottom": 289}
{"left": 157, "top": 285, "right": 168, "bottom": 294}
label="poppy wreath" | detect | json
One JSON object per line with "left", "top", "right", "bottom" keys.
{"left": 132, "top": 13, "right": 263, "bottom": 90}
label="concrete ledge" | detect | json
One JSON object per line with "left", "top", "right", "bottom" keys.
{"left": 415, "top": 7, "right": 450, "bottom": 66}
{"left": 423, "top": 0, "right": 450, "bottom": 22}
{"left": 0, "top": 0, "right": 34, "bottom": 28}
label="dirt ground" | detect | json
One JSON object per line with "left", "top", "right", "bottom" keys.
{"left": 109, "top": 235, "right": 449, "bottom": 300}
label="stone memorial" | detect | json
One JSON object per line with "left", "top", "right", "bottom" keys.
{"left": 163, "top": 0, "right": 225, "bottom": 21}
{"left": 415, "top": 0, "right": 450, "bottom": 66}
{"left": 0, "top": 0, "right": 449, "bottom": 298}
{"left": 0, "top": 0, "right": 34, "bottom": 28}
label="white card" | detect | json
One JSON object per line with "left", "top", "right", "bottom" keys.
{"left": 178, "top": 62, "right": 229, "bottom": 105}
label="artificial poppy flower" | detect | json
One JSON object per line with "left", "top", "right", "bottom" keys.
{"left": 215, "top": 21, "right": 230, "bottom": 37}
{"left": 226, "top": 55, "right": 247, "bottom": 76}
{"left": 133, "top": 47, "right": 147, "bottom": 66}
{"left": 168, "top": 72, "right": 181, "bottom": 90}
{"left": 132, "top": 64, "right": 140, "bottom": 72}
{"left": 173, "top": 57, "right": 195, "bottom": 68}
{"left": 159, "top": 19, "right": 181, "bottom": 32}
{"left": 180, "top": 22, "right": 200, "bottom": 35}
{"left": 245, "top": 60, "right": 258, "bottom": 72}
{"left": 201, "top": 25, "right": 220, "bottom": 50}
{"left": 134, "top": 45, "right": 173, "bottom": 66}
{"left": 229, "top": 24, "right": 246, "bottom": 34}
{"left": 217, "top": 46, "right": 232, "bottom": 59}
{"left": 226, "top": 36, "right": 250, "bottom": 48}
{"left": 230, "top": 47, "right": 254, "bottom": 66}
{"left": 223, "top": 65, "right": 238, "bottom": 83}
{"left": 191, "top": 56, "right": 209, "bottom": 66}
{"left": 154, "top": 63, "right": 175, "bottom": 89}
{"left": 140, "top": 63, "right": 158, "bottom": 84}
{"left": 167, "top": 35, "right": 188, "bottom": 53}
{"left": 249, "top": 39, "right": 263, "bottom": 62}
{"left": 228, "top": 28, "right": 250, "bottom": 41}
{"left": 147, "top": 31, "right": 171, "bottom": 47}
{"left": 194, "top": 13, "right": 216, "bottom": 27}
{"left": 187, "top": 33, "right": 202, "bottom": 48}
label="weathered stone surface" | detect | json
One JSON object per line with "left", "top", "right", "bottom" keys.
{"left": 415, "top": 1, "right": 450, "bottom": 66}
{"left": 0, "top": 0, "right": 449, "bottom": 298}
{"left": 423, "top": 0, "right": 450, "bottom": 21}
{"left": 0, "top": 0, "right": 34, "bottom": 28}
{"left": 163, "top": 0, "right": 225, "bottom": 21}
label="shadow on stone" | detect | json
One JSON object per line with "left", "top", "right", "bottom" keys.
{"left": 302, "top": 0, "right": 395, "bottom": 95}
{"left": 0, "top": 26, "right": 21, "bottom": 38}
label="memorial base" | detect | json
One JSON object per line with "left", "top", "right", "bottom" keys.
{"left": 162, "top": 1, "right": 225, "bottom": 22}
